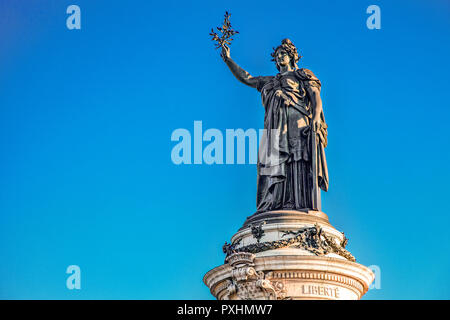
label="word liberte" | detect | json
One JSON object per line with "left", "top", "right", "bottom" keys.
{"left": 171, "top": 121, "right": 280, "bottom": 165}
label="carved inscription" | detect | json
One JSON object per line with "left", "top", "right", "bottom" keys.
{"left": 302, "top": 285, "right": 340, "bottom": 298}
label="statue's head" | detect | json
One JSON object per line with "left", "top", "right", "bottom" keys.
{"left": 271, "top": 38, "right": 301, "bottom": 71}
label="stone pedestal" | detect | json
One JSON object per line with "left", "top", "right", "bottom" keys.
{"left": 203, "top": 210, "right": 374, "bottom": 300}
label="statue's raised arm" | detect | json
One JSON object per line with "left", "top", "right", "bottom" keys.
{"left": 209, "top": 12, "right": 258, "bottom": 89}
{"left": 220, "top": 45, "right": 258, "bottom": 88}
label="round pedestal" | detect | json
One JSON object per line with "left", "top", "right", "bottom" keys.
{"left": 203, "top": 210, "right": 374, "bottom": 300}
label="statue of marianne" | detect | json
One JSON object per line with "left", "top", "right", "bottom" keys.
{"left": 220, "top": 39, "right": 329, "bottom": 213}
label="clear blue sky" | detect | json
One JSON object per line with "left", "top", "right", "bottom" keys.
{"left": 0, "top": 0, "right": 449, "bottom": 299}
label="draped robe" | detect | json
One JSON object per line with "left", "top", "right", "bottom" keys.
{"left": 254, "top": 68, "right": 328, "bottom": 213}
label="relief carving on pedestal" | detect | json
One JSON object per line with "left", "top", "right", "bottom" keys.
{"left": 223, "top": 252, "right": 287, "bottom": 300}
{"left": 223, "top": 224, "right": 355, "bottom": 262}
{"left": 249, "top": 221, "right": 266, "bottom": 243}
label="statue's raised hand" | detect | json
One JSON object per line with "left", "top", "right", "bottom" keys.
{"left": 221, "top": 45, "right": 231, "bottom": 62}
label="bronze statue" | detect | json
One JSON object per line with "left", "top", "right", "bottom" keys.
{"left": 213, "top": 18, "right": 328, "bottom": 212}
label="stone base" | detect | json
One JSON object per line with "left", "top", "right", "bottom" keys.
{"left": 203, "top": 210, "right": 374, "bottom": 300}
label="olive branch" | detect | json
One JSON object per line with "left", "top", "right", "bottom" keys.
{"left": 209, "top": 11, "right": 239, "bottom": 49}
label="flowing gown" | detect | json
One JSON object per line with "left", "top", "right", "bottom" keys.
{"left": 253, "top": 68, "right": 329, "bottom": 213}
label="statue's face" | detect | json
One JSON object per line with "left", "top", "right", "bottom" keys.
{"left": 276, "top": 49, "right": 291, "bottom": 67}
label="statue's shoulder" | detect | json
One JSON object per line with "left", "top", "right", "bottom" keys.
{"left": 295, "top": 68, "right": 321, "bottom": 90}
{"left": 296, "top": 68, "right": 319, "bottom": 81}
{"left": 255, "top": 75, "right": 275, "bottom": 92}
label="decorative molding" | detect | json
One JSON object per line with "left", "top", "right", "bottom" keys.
{"left": 225, "top": 251, "right": 252, "bottom": 266}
